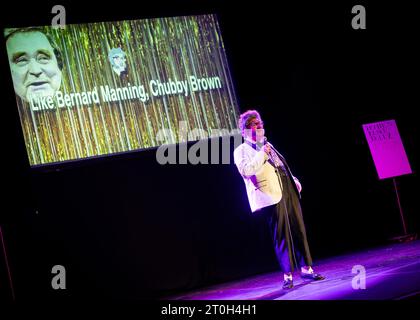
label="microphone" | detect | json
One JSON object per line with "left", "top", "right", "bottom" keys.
{"left": 263, "top": 137, "right": 270, "bottom": 155}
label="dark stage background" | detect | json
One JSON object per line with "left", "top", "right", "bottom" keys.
{"left": 1, "top": 1, "right": 418, "bottom": 300}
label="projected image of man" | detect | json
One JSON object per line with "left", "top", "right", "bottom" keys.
{"left": 108, "top": 47, "right": 127, "bottom": 77}
{"left": 5, "top": 28, "right": 63, "bottom": 102}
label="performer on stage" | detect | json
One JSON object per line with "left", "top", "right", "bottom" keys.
{"left": 233, "top": 110, "right": 325, "bottom": 289}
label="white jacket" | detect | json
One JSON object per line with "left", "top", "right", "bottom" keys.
{"left": 234, "top": 142, "right": 299, "bottom": 213}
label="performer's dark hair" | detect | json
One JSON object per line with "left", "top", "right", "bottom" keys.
{"left": 4, "top": 27, "right": 64, "bottom": 70}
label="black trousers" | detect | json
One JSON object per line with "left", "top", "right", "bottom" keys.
{"left": 261, "top": 169, "right": 313, "bottom": 273}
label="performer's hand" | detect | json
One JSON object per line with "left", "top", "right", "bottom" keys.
{"left": 263, "top": 144, "right": 271, "bottom": 155}
{"left": 294, "top": 178, "right": 302, "bottom": 193}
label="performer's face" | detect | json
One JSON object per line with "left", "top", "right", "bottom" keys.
{"left": 245, "top": 117, "right": 265, "bottom": 143}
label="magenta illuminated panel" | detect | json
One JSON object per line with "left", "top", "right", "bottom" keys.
{"left": 362, "top": 120, "right": 412, "bottom": 180}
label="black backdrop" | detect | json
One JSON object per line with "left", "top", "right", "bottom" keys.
{"left": 1, "top": 1, "right": 418, "bottom": 301}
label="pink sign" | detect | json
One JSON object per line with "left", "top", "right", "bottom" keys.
{"left": 362, "top": 120, "right": 412, "bottom": 179}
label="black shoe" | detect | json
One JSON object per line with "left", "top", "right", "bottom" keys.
{"left": 300, "top": 272, "right": 325, "bottom": 281}
{"left": 282, "top": 279, "right": 294, "bottom": 289}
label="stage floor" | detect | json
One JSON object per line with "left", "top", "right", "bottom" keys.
{"left": 166, "top": 240, "right": 420, "bottom": 300}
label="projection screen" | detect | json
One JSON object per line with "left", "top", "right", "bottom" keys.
{"left": 4, "top": 14, "right": 240, "bottom": 166}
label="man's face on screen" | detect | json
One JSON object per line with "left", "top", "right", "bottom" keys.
{"left": 111, "top": 54, "right": 127, "bottom": 75}
{"left": 113, "top": 54, "right": 126, "bottom": 69}
{"left": 6, "top": 31, "right": 62, "bottom": 102}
